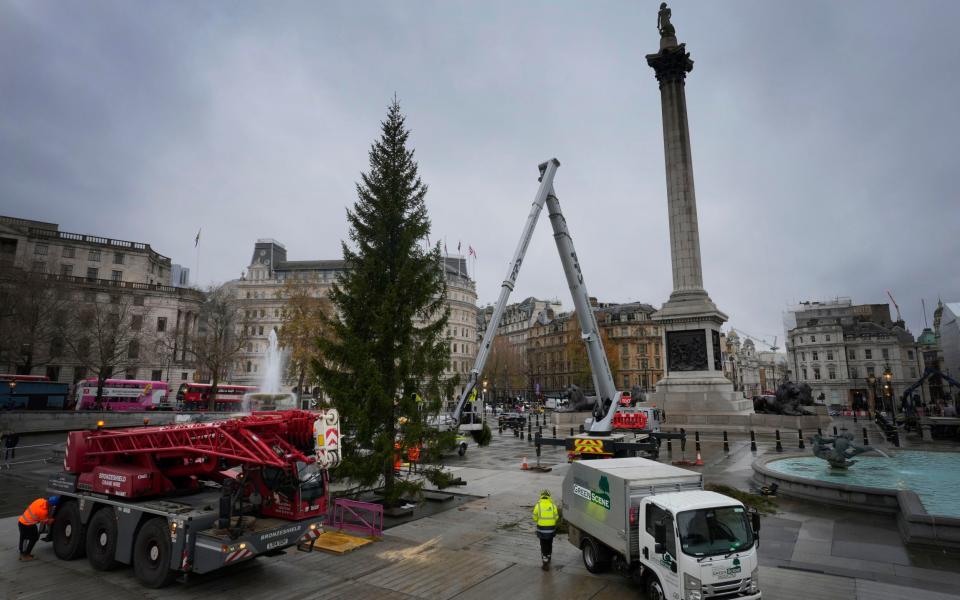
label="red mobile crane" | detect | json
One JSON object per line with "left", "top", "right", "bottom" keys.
{"left": 47, "top": 409, "right": 341, "bottom": 588}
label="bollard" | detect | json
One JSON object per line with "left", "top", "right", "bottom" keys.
{"left": 750, "top": 430, "right": 757, "bottom": 452}
{"left": 798, "top": 429, "right": 805, "bottom": 449}
{"left": 499, "top": 422, "right": 503, "bottom": 435}
{"left": 514, "top": 426, "right": 519, "bottom": 438}
{"left": 775, "top": 429, "right": 783, "bottom": 452}
{"left": 723, "top": 431, "right": 729, "bottom": 453}
{"left": 520, "top": 428, "right": 525, "bottom": 440}
{"left": 553, "top": 426, "right": 557, "bottom": 438}
{"left": 854, "top": 412, "right": 858, "bottom": 424}
{"left": 680, "top": 428, "right": 687, "bottom": 453}
{"left": 528, "top": 420, "right": 532, "bottom": 436}
{"left": 570, "top": 427, "right": 575, "bottom": 437}
{"left": 535, "top": 431, "right": 542, "bottom": 461}
{"left": 667, "top": 437, "right": 673, "bottom": 453}
{"left": 539, "top": 425, "right": 543, "bottom": 437}
{"left": 833, "top": 426, "right": 838, "bottom": 436}
{"left": 863, "top": 427, "right": 869, "bottom": 446}
{"left": 695, "top": 431, "right": 701, "bottom": 453}
{"left": 579, "top": 424, "right": 585, "bottom": 434}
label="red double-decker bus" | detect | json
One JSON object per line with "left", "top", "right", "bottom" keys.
{"left": 175, "top": 382, "right": 257, "bottom": 411}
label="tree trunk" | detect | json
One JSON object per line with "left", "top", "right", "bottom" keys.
{"left": 96, "top": 372, "right": 107, "bottom": 410}
{"left": 297, "top": 366, "right": 306, "bottom": 410}
{"left": 209, "top": 371, "right": 219, "bottom": 412}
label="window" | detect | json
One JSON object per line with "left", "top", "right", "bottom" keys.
{"left": 621, "top": 327, "right": 627, "bottom": 337}
{"left": 131, "top": 315, "right": 143, "bottom": 331}
{"left": 46, "top": 365, "right": 61, "bottom": 381}
{"left": 246, "top": 361, "right": 252, "bottom": 373}
{"left": 87, "top": 267, "right": 98, "bottom": 280}
{"left": 826, "top": 351, "right": 833, "bottom": 361}
{"left": 89, "top": 250, "right": 101, "bottom": 262}
{"left": 151, "top": 369, "right": 162, "bottom": 381}
{"left": 111, "top": 270, "right": 122, "bottom": 281}
{"left": 623, "top": 375, "right": 629, "bottom": 388}
{"left": 646, "top": 504, "right": 667, "bottom": 536}
{"left": 127, "top": 340, "right": 140, "bottom": 359}
{"left": 881, "top": 348, "right": 889, "bottom": 360}
{"left": 258, "top": 326, "right": 264, "bottom": 336}
{"left": 32, "top": 260, "right": 47, "bottom": 273}
{"left": 801, "top": 352, "right": 806, "bottom": 361}
{"left": 34, "top": 244, "right": 48, "bottom": 256}
{"left": 811, "top": 335, "right": 816, "bottom": 342}
{"left": 802, "top": 367, "right": 808, "bottom": 380}
{"left": 622, "top": 343, "right": 629, "bottom": 356}
{"left": 181, "top": 372, "right": 187, "bottom": 380}
{"left": 907, "top": 350, "right": 914, "bottom": 360}
{"left": 113, "top": 252, "right": 125, "bottom": 264}
{"left": 655, "top": 357, "right": 661, "bottom": 369}
{"left": 126, "top": 369, "right": 137, "bottom": 380}
{"left": 813, "top": 367, "right": 821, "bottom": 380}
{"left": 848, "top": 349, "right": 856, "bottom": 360}
{"left": 828, "top": 368, "right": 836, "bottom": 380}
{"left": 61, "top": 264, "right": 73, "bottom": 276}
{"left": 812, "top": 351, "right": 819, "bottom": 361}
{"left": 62, "top": 246, "right": 75, "bottom": 258}
{"left": 867, "top": 366, "right": 876, "bottom": 376}
{"left": 799, "top": 336, "right": 803, "bottom": 343}
{"left": 849, "top": 367, "right": 859, "bottom": 379}
{"left": 133, "top": 296, "right": 144, "bottom": 306}
{"left": 826, "top": 334, "right": 831, "bottom": 341}
{"left": 865, "top": 349, "right": 873, "bottom": 359}
{"left": 910, "top": 367, "right": 917, "bottom": 378}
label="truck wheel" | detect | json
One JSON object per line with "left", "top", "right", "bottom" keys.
{"left": 133, "top": 518, "right": 177, "bottom": 588}
{"left": 53, "top": 500, "right": 86, "bottom": 560}
{"left": 85, "top": 507, "right": 121, "bottom": 571}
{"left": 581, "top": 538, "right": 610, "bottom": 574}
{"left": 646, "top": 575, "right": 666, "bottom": 600}
{"left": 458, "top": 443, "right": 467, "bottom": 457}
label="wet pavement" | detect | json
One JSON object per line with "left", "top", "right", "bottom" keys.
{"left": 2, "top": 416, "right": 960, "bottom": 599}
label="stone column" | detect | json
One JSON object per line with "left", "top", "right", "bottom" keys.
{"left": 647, "top": 36, "right": 705, "bottom": 300}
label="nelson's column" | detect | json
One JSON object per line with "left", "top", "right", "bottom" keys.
{"left": 646, "top": 4, "right": 751, "bottom": 415}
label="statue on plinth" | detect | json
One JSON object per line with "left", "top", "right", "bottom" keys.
{"left": 811, "top": 431, "right": 872, "bottom": 468}
{"left": 754, "top": 381, "right": 816, "bottom": 415}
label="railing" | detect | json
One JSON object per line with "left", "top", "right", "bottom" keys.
{"left": 0, "top": 215, "right": 58, "bottom": 230}
{"left": 328, "top": 498, "right": 383, "bottom": 538}
{"left": 0, "top": 268, "right": 204, "bottom": 301}
{"left": 27, "top": 227, "right": 171, "bottom": 264}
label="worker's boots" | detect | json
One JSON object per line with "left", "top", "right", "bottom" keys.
{"left": 541, "top": 555, "right": 551, "bottom": 571}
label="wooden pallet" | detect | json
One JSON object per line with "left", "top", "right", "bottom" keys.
{"left": 311, "top": 530, "right": 375, "bottom": 554}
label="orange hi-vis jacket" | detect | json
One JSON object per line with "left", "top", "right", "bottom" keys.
{"left": 18, "top": 498, "right": 51, "bottom": 526}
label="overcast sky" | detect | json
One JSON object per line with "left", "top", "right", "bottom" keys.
{"left": 2, "top": 0, "right": 958, "bottom": 345}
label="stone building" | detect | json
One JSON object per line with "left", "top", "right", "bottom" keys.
{"left": 226, "top": 239, "right": 477, "bottom": 397}
{"left": 785, "top": 299, "right": 924, "bottom": 409}
{"left": 525, "top": 300, "right": 663, "bottom": 397}
{"left": 721, "top": 332, "right": 789, "bottom": 398}
{"left": 0, "top": 215, "right": 203, "bottom": 385}
{"left": 938, "top": 301, "right": 960, "bottom": 381}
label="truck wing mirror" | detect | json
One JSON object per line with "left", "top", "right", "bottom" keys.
{"left": 671, "top": 561, "right": 678, "bottom": 574}
{"left": 750, "top": 510, "right": 761, "bottom": 534}
{"left": 654, "top": 542, "right": 665, "bottom": 555}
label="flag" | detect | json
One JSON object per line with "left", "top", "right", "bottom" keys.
{"left": 468, "top": 245, "right": 476, "bottom": 258}
{"left": 444, "top": 240, "right": 448, "bottom": 254}
{"left": 194, "top": 228, "right": 201, "bottom": 247}
{"left": 457, "top": 241, "right": 461, "bottom": 253}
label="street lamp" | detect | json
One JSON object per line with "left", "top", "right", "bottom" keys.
{"left": 883, "top": 367, "right": 894, "bottom": 415}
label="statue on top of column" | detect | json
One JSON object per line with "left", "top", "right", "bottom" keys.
{"left": 657, "top": 2, "right": 676, "bottom": 38}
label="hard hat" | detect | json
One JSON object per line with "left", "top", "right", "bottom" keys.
{"left": 47, "top": 495, "right": 61, "bottom": 507}
{"left": 539, "top": 489, "right": 551, "bottom": 498}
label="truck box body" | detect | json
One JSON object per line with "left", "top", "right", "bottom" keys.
{"left": 562, "top": 457, "right": 702, "bottom": 560}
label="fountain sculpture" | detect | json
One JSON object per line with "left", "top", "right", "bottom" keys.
{"left": 810, "top": 431, "right": 872, "bottom": 468}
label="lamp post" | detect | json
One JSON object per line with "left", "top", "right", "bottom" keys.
{"left": 882, "top": 367, "right": 894, "bottom": 416}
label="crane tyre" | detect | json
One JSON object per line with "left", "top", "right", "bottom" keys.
{"left": 581, "top": 537, "right": 610, "bottom": 574}
{"left": 133, "top": 518, "right": 177, "bottom": 588}
{"left": 85, "top": 507, "right": 121, "bottom": 570}
{"left": 52, "top": 500, "right": 86, "bottom": 560}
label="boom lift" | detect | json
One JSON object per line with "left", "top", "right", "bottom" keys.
{"left": 441, "top": 159, "right": 681, "bottom": 459}
{"left": 47, "top": 409, "right": 341, "bottom": 587}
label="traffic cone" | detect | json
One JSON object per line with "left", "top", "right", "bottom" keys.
{"left": 694, "top": 451, "right": 704, "bottom": 466}
{"left": 522, "top": 456, "right": 529, "bottom": 470}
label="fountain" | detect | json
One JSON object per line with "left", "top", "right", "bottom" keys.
{"left": 243, "top": 329, "right": 297, "bottom": 412}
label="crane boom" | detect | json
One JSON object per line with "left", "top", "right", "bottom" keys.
{"left": 887, "top": 290, "right": 902, "bottom": 322}
{"left": 445, "top": 158, "right": 621, "bottom": 433}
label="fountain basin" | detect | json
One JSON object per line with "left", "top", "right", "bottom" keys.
{"left": 753, "top": 451, "right": 960, "bottom": 548}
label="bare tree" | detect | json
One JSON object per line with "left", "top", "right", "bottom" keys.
{"left": 277, "top": 277, "right": 332, "bottom": 408}
{"left": 0, "top": 270, "right": 72, "bottom": 375}
{"left": 184, "top": 284, "right": 249, "bottom": 410}
{"left": 60, "top": 292, "right": 157, "bottom": 405}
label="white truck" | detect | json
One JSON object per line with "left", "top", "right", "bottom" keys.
{"left": 563, "top": 458, "right": 762, "bottom": 600}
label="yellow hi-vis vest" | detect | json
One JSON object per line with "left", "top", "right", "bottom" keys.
{"left": 533, "top": 497, "right": 558, "bottom": 528}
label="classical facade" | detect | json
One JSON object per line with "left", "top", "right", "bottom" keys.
{"left": 226, "top": 239, "right": 477, "bottom": 397}
{"left": 938, "top": 301, "right": 960, "bottom": 380}
{"left": 721, "top": 332, "right": 789, "bottom": 398}
{"left": 525, "top": 300, "right": 663, "bottom": 397}
{"left": 785, "top": 299, "right": 924, "bottom": 409}
{"left": 0, "top": 215, "right": 203, "bottom": 385}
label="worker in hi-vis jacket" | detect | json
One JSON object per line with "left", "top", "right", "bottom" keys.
{"left": 532, "top": 489, "right": 559, "bottom": 570}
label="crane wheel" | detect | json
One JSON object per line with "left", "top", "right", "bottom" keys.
{"left": 85, "top": 507, "right": 121, "bottom": 571}
{"left": 133, "top": 518, "right": 177, "bottom": 588}
{"left": 53, "top": 500, "right": 86, "bottom": 560}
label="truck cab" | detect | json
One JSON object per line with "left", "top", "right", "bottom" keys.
{"left": 639, "top": 491, "right": 761, "bottom": 600}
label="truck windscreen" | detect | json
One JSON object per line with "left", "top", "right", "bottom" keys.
{"left": 676, "top": 506, "right": 755, "bottom": 557}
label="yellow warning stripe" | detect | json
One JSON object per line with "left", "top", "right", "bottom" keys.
{"left": 574, "top": 439, "right": 604, "bottom": 447}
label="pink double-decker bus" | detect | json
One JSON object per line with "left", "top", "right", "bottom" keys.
{"left": 74, "top": 378, "right": 171, "bottom": 411}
